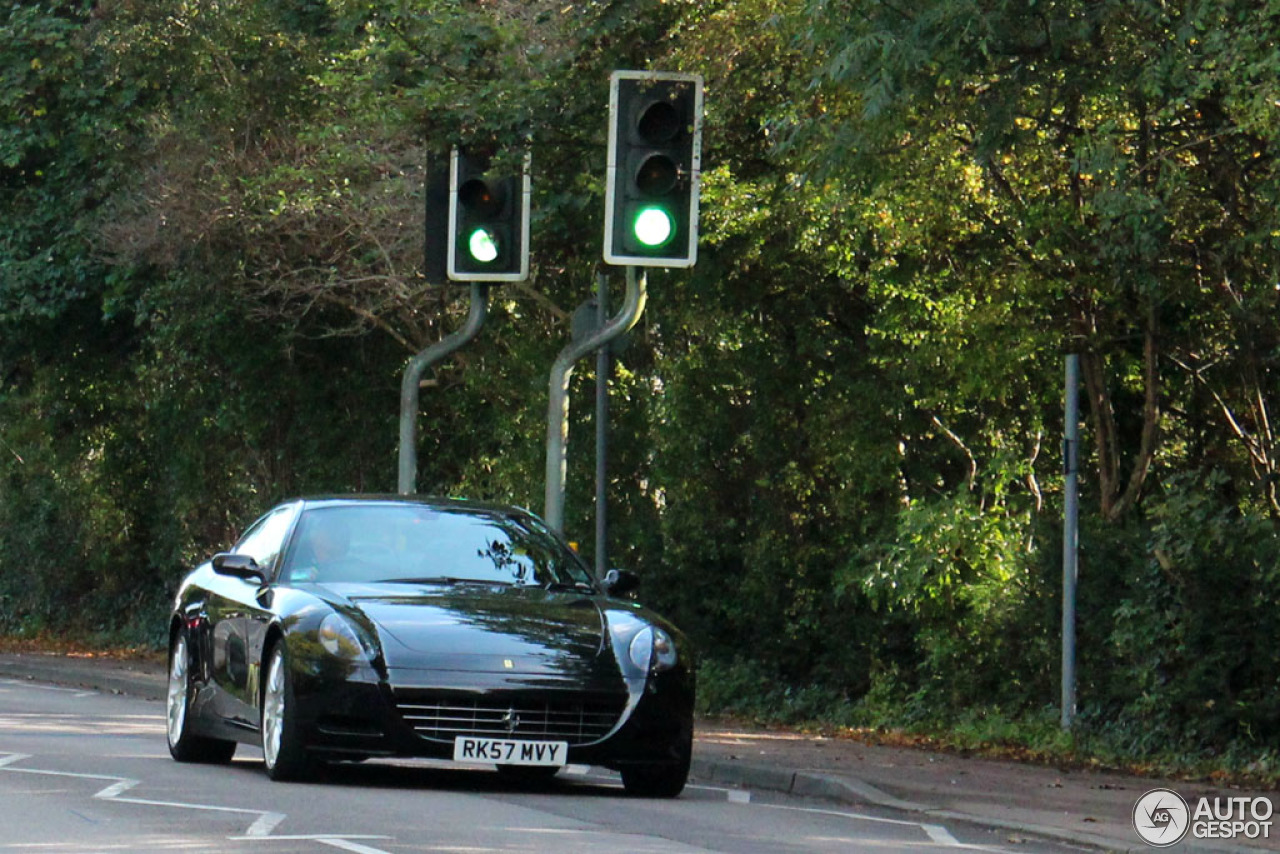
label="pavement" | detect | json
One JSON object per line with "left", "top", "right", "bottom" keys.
{"left": 1, "top": 650, "right": 1276, "bottom": 853}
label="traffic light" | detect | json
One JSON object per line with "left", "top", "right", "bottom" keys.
{"left": 604, "top": 70, "right": 703, "bottom": 268}
{"left": 448, "top": 147, "right": 530, "bottom": 282}
{"left": 423, "top": 152, "right": 450, "bottom": 284}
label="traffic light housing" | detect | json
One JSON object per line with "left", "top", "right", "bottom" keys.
{"left": 423, "top": 152, "right": 450, "bottom": 284}
{"left": 448, "top": 147, "right": 530, "bottom": 282}
{"left": 604, "top": 71, "right": 703, "bottom": 268}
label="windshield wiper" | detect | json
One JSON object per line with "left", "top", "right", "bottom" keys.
{"left": 374, "top": 576, "right": 512, "bottom": 586}
{"left": 544, "top": 581, "right": 596, "bottom": 593}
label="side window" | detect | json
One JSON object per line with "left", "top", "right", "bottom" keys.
{"left": 232, "top": 505, "right": 299, "bottom": 571}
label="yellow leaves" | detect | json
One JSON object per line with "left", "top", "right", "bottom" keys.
{"left": 31, "top": 58, "right": 43, "bottom": 70}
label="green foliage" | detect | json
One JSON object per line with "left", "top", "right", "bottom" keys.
{"left": 1, "top": 3, "right": 111, "bottom": 349}
{"left": 1103, "top": 472, "right": 1280, "bottom": 754}
{"left": 696, "top": 656, "right": 861, "bottom": 727}
{"left": 848, "top": 489, "right": 1056, "bottom": 714}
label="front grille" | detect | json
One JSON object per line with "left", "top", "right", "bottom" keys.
{"left": 394, "top": 692, "right": 625, "bottom": 745}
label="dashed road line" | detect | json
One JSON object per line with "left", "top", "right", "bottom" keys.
{"left": 95, "top": 778, "right": 136, "bottom": 799}
{"left": 311, "top": 839, "right": 395, "bottom": 854}
{"left": 0, "top": 751, "right": 388, "bottom": 851}
{"left": 227, "top": 835, "right": 394, "bottom": 853}
{"left": 246, "top": 812, "right": 288, "bottom": 838}
{"left": 227, "top": 835, "right": 393, "bottom": 842}
{"left": 747, "top": 799, "right": 1008, "bottom": 851}
{"left": 0, "top": 753, "right": 27, "bottom": 769}
{"left": 923, "top": 823, "right": 961, "bottom": 846}
{"left": 685, "top": 782, "right": 752, "bottom": 804}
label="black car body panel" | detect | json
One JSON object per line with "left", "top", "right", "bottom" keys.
{"left": 169, "top": 496, "right": 694, "bottom": 783}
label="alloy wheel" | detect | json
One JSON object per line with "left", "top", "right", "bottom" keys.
{"left": 262, "top": 649, "right": 285, "bottom": 770}
{"left": 166, "top": 636, "right": 189, "bottom": 747}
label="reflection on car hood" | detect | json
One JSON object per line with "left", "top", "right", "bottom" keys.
{"left": 318, "top": 582, "right": 607, "bottom": 672}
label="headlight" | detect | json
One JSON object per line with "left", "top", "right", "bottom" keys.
{"left": 318, "top": 613, "right": 369, "bottom": 659}
{"left": 628, "top": 626, "right": 678, "bottom": 673}
{"left": 652, "top": 628, "right": 677, "bottom": 670}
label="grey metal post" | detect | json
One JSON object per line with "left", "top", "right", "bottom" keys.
{"left": 1062, "top": 353, "right": 1080, "bottom": 729}
{"left": 595, "top": 273, "right": 610, "bottom": 576}
{"left": 544, "top": 267, "right": 647, "bottom": 535}
{"left": 397, "top": 283, "right": 490, "bottom": 495}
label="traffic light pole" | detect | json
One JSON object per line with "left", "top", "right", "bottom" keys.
{"left": 594, "top": 273, "right": 610, "bottom": 577}
{"left": 544, "top": 266, "right": 647, "bottom": 536}
{"left": 1061, "top": 353, "right": 1080, "bottom": 728}
{"left": 397, "top": 283, "right": 490, "bottom": 495}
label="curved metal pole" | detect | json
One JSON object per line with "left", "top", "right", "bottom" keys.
{"left": 398, "top": 283, "right": 489, "bottom": 495}
{"left": 544, "top": 267, "right": 647, "bottom": 533}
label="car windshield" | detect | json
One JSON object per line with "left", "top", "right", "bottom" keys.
{"left": 281, "top": 504, "right": 595, "bottom": 589}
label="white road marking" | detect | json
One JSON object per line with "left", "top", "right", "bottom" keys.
{"left": 0, "top": 764, "right": 134, "bottom": 790}
{"left": 227, "top": 835, "right": 393, "bottom": 842}
{"left": 684, "top": 782, "right": 751, "bottom": 803}
{"left": 314, "top": 839, "right": 395, "bottom": 854}
{"left": 95, "top": 779, "right": 137, "bottom": 799}
{"left": 246, "top": 811, "right": 288, "bottom": 837}
{"left": 923, "top": 823, "right": 960, "bottom": 845}
{"left": 0, "top": 751, "right": 395, "bottom": 850}
{"left": 112, "top": 793, "right": 281, "bottom": 818}
{"left": 0, "top": 753, "right": 29, "bottom": 768}
{"left": 227, "top": 834, "right": 394, "bottom": 853}
{"left": 751, "top": 802, "right": 920, "bottom": 828}
{"left": 0, "top": 752, "right": 279, "bottom": 835}
{"left": 749, "top": 801, "right": 1008, "bottom": 851}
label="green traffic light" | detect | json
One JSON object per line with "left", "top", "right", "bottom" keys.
{"left": 468, "top": 227, "right": 499, "bottom": 263}
{"left": 633, "top": 206, "right": 674, "bottom": 247}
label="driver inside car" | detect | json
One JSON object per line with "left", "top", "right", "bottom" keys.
{"left": 288, "top": 516, "right": 366, "bottom": 583}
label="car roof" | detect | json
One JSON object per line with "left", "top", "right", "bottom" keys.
{"left": 287, "top": 494, "right": 535, "bottom": 518}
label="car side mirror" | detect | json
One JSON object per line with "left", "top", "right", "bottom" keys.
{"left": 211, "top": 553, "right": 266, "bottom": 584}
{"left": 602, "top": 568, "right": 640, "bottom": 596}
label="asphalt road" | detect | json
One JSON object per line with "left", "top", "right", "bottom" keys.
{"left": 0, "top": 677, "right": 1087, "bottom": 853}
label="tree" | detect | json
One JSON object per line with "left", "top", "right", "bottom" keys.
{"left": 797, "top": 0, "right": 1280, "bottom": 519}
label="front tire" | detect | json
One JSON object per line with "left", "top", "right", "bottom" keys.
{"left": 261, "top": 643, "right": 314, "bottom": 781}
{"left": 167, "top": 631, "right": 236, "bottom": 764}
{"left": 620, "top": 730, "right": 691, "bottom": 798}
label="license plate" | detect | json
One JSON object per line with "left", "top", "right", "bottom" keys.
{"left": 452, "top": 736, "right": 568, "bottom": 766}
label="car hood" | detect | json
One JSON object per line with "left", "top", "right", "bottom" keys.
{"left": 316, "top": 582, "right": 609, "bottom": 675}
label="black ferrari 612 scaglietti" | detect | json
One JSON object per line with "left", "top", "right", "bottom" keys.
{"left": 165, "top": 496, "right": 694, "bottom": 797}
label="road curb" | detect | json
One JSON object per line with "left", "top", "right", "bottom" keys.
{"left": 0, "top": 654, "right": 166, "bottom": 702}
{"left": 691, "top": 757, "right": 1269, "bottom": 854}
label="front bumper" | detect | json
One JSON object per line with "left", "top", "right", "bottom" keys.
{"left": 288, "top": 663, "right": 694, "bottom": 769}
